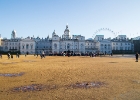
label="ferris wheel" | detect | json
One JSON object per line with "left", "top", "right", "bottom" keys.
{"left": 92, "top": 28, "right": 121, "bottom": 39}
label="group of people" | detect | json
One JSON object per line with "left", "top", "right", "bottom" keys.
{"left": 0, "top": 51, "right": 139, "bottom": 62}
{"left": 34, "top": 50, "right": 46, "bottom": 59}
{"left": 7, "top": 53, "right": 20, "bottom": 59}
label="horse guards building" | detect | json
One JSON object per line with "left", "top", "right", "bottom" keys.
{"left": 0, "top": 25, "right": 135, "bottom": 55}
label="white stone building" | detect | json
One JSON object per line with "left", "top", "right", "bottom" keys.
{"left": 20, "top": 37, "right": 35, "bottom": 54}
{"left": 96, "top": 40, "right": 112, "bottom": 54}
{"left": 93, "top": 35, "right": 112, "bottom": 54}
{"left": 1, "top": 30, "right": 21, "bottom": 52}
{"left": 51, "top": 25, "right": 85, "bottom": 54}
{"left": 111, "top": 40, "right": 132, "bottom": 51}
{"left": 34, "top": 36, "right": 52, "bottom": 55}
{"left": 0, "top": 27, "right": 134, "bottom": 55}
{"left": 85, "top": 38, "right": 98, "bottom": 53}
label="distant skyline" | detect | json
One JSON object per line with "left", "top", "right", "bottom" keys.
{"left": 0, "top": 0, "right": 140, "bottom": 39}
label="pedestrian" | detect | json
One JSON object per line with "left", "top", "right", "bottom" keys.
{"left": 7, "top": 53, "right": 10, "bottom": 59}
{"left": 42, "top": 50, "right": 45, "bottom": 58}
{"left": 36, "top": 53, "right": 38, "bottom": 58}
{"left": 111, "top": 53, "right": 113, "bottom": 56}
{"left": 0, "top": 54, "right": 2, "bottom": 59}
{"left": 63, "top": 53, "right": 65, "bottom": 56}
{"left": 16, "top": 53, "right": 18, "bottom": 58}
{"left": 135, "top": 52, "right": 139, "bottom": 62}
{"left": 40, "top": 54, "right": 43, "bottom": 59}
{"left": 11, "top": 54, "right": 13, "bottom": 59}
{"left": 18, "top": 54, "right": 20, "bottom": 58}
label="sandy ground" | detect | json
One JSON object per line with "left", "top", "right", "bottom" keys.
{"left": 0, "top": 55, "right": 140, "bottom": 100}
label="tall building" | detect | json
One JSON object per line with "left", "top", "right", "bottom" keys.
{"left": 52, "top": 25, "right": 85, "bottom": 54}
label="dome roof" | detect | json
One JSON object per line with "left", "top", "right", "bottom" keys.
{"left": 65, "top": 25, "right": 70, "bottom": 32}
{"left": 12, "top": 30, "right": 16, "bottom": 34}
{"left": 52, "top": 30, "right": 56, "bottom": 35}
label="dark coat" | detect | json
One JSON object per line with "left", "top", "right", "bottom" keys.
{"left": 135, "top": 53, "right": 139, "bottom": 59}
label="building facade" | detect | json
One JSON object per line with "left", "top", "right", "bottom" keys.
{"left": 111, "top": 35, "right": 134, "bottom": 54}
{"left": 20, "top": 37, "right": 36, "bottom": 54}
{"left": 51, "top": 25, "right": 85, "bottom": 54}
{"left": 0, "top": 26, "right": 135, "bottom": 54}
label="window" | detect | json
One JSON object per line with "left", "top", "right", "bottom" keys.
{"left": 81, "top": 44, "right": 83, "bottom": 49}
{"left": 113, "top": 47, "right": 115, "bottom": 50}
{"left": 54, "top": 44, "right": 57, "bottom": 49}
{"left": 120, "top": 47, "right": 123, "bottom": 50}
{"left": 125, "top": 47, "right": 127, "bottom": 50}
{"left": 31, "top": 45, "right": 33, "bottom": 49}
{"left": 5, "top": 46, "right": 8, "bottom": 50}
{"left": 67, "top": 44, "right": 70, "bottom": 49}
{"left": 26, "top": 44, "right": 29, "bottom": 49}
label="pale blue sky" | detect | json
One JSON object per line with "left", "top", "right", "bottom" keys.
{"left": 0, "top": 0, "right": 140, "bottom": 39}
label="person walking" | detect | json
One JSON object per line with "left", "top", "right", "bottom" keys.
{"left": 7, "top": 53, "right": 10, "bottom": 59}
{"left": 0, "top": 54, "right": 2, "bottom": 59}
{"left": 36, "top": 53, "right": 38, "bottom": 58}
{"left": 16, "top": 53, "right": 19, "bottom": 58}
{"left": 11, "top": 54, "right": 13, "bottom": 59}
{"left": 135, "top": 52, "right": 139, "bottom": 62}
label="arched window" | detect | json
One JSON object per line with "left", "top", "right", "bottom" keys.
{"left": 22, "top": 44, "right": 25, "bottom": 49}
{"left": 81, "top": 44, "right": 83, "bottom": 49}
{"left": 26, "top": 44, "right": 29, "bottom": 49}
{"left": 54, "top": 44, "right": 57, "bottom": 49}
{"left": 30, "top": 44, "right": 33, "bottom": 49}
{"left": 5, "top": 46, "right": 8, "bottom": 50}
{"left": 67, "top": 43, "right": 70, "bottom": 49}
